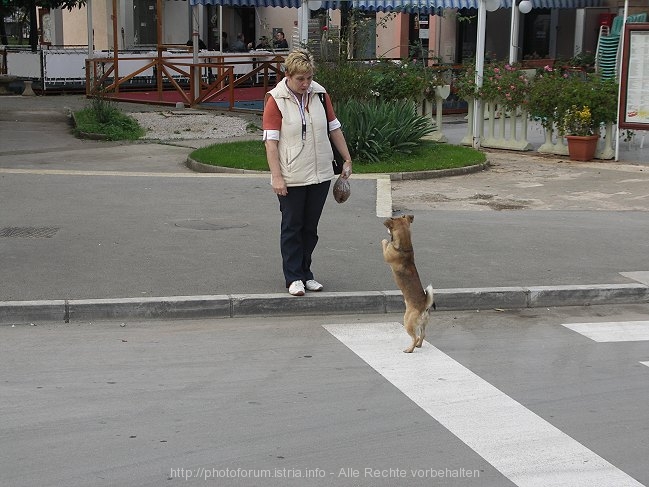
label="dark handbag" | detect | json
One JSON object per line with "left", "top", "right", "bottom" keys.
{"left": 318, "top": 93, "right": 344, "bottom": 175}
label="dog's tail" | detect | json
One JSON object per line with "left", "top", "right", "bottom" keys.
{"left": 424, "top": 284, "right": 436, "bottom": 311}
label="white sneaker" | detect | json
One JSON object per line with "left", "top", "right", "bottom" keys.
{"left": 288, "top": 280, "right": 305, "bottom": 296}
{"left": 305, "top": 279, "right": 324, "bottom": 292}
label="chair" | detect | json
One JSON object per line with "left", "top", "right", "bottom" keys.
{"left": 595, "top": 13, "right": 647, "bottom": 80}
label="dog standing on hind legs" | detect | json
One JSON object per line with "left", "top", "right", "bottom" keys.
{"left": 382, "top": 215, "right": 435, "bottom": 353}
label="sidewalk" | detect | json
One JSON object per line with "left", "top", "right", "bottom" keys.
{"left": 1, "top": 94, "right": 648, "bottom": 324}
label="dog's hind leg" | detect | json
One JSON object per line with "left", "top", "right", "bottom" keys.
{"left": 415, "top": 312, "right": 430, "bottom": 348}
{"left": 403, "top": 312, "right": 418, "bottom": 353}
{"left": 404, "top": 336, "right": 418, "bottom": 353}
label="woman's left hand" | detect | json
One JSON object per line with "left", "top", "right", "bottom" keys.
{"left": 342, "top": 160, "right": 352, "bottom": 179}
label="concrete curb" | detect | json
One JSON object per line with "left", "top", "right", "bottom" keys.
{"left": 186, "top": 156, "right": 267, "bottom": 174}
{"left": 2, "top": 283, "right": 647, "bottom": 325}
{"left": 389, "top": 162, "right": 489, "bottom": 180}
{"left": 185, "top": 157, "right": 490, "bottom": 179}
{"left": 185, "top": 158, "right": 489, "bottom": 179}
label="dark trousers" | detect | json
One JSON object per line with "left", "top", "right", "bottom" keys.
{"left": 278, "top": 181, "right": 331, "bottom": 287}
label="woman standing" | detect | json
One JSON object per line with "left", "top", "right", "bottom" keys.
{"left": 262, "top": 49, "right": 352, "bottom": 296}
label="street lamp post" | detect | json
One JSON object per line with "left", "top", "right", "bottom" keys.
{"left": 472, "top": 0, "right": 487, "bottom": 149}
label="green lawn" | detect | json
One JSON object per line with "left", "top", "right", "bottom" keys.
{"left": 189, "top": 140, "right": 485, "bottom": 173}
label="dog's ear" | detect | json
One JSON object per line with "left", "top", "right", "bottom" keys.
{"left": 383, "top": 218, "right": 394, "bottom": 229}
{"left": 407, "top": 214, "right": 414, "bottom": 223}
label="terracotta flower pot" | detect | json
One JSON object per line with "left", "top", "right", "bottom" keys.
{"left": 565, "top": 135, "right": 599, "bottom": 161}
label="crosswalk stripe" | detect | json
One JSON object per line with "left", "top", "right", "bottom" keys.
{"left": 620, "top": 271, "right": 649, "bottom": 286}
{"left": 324, "top": 322, "right": 644, "bottom": 487}
{"left": 562, "top": 321, "right": 649, "bottom": 342}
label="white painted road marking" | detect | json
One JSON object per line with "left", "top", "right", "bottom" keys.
{"left": 642, "top": 362, "right": 649, "bottom": 368}
{"left": 620, "top": 271, "right": 649, "bottom": 286}
{"left": 324, "top": 322, "right": 645, "bottom": 487}
{"left": 0, "top": 167, "right": 382, "bottom": 180}
{"left": 562, "top": 321, "right": 649, "bottom": 342}
{"left": 375, "top": 176, "right": 393, "bottom": 218}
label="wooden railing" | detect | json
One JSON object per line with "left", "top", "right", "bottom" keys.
{"left": 85, "top": 49, "right": 285, "bottom": 110}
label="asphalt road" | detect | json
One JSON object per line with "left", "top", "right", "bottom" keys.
{"left": 2, "top": 304, "right": 648, "bottom": 486}
{"left": 1, "top": 95, "right": 649, "bottom": 305}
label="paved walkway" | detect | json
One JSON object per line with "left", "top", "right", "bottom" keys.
{"left": 1, "top": 94, "right": 648, "bottom": 324}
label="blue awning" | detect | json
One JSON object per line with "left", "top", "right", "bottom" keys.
{"left": 187, "top": 0, "right": 602, "bottom": 9}
{"left": 322, "top": 0, "right": 602, "bottom": 12}
{"left": 323, "top": 0, "right": 474, "bottom": 10}
{"left": 189, "top": 0, "right": 300, "bottom": 6}
{"left": 501, "top": 0, "right": 603, "bottom": 6}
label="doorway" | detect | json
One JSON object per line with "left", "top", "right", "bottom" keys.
{"left": 234, "top": 7, "right": 256, "bottom": 49}
{"left": 523, "top": 9, "right": 551, "bottom": 59}
{"left": 352, "top": 11, "right": 376, "bottom": 59}
{"left": 456, "top": 9, "right": 477, "bottom": 64}
{"left": 408, "top": 14, "right": 430, "bottom": 61}
{"left": 133, "top": 0, "right": 157, "bottom": 46}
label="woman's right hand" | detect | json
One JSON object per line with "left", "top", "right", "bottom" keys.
{"left": 272, "top": 175, "right": 287, "bottom": 196}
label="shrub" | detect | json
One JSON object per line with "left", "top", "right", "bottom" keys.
{"left": 90, "top": 94, "right": 120, "bottom": 124}
{"left": 527, "top": 66, "right": 566, "bottom": 130}
{"left": 557, "top": 73, "right": 617, "bottom": 130}
{"left": 478, "top": 62, "right": 532, "bottom": 111}
{"left": 315, "top": 58, "right": 451, "bottom": 103}
{"left": 74, "top": 100, "right": 145, "bottom": 141}
{"left": 366, "top": 59, "right": 427, "bottom": 101}
{"left": 452, "top": 62, "right": 478, "bottom": 101}
{"left": 528, "top": 68, "right": 618, "bottom": 133}
{"left": 315, "top": 60, "right": 375, "bottom": 102}
{"left": 453, "top": 61, "right": 532, "bottom": 108}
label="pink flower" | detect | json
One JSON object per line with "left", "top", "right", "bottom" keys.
{"left": 322, "top": 26, "right": 329, "bottom": 31}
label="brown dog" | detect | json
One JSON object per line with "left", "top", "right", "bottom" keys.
{"left": 382, "top": 215, "right": 435, "bottom": 353}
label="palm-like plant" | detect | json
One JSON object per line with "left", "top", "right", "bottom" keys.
{"left": 335, "top": 99, "right": 434, "bottom": 163}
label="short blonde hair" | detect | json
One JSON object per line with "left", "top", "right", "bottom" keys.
{"left": 284, "top": 48, "right": 315, "bottom": 77}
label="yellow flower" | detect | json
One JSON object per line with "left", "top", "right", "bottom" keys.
{"left": 562, "top": 105, "right": 595, "bottom": 136}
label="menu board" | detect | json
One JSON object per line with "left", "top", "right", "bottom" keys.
{"left": 619, "top": 24, "right": 649, "bottom": 130}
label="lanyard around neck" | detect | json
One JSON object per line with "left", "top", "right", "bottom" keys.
{"left": 288, "top": 86, "right": 307, "bottom": 141}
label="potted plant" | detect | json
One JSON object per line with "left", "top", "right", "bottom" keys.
{"left": 528, "top": 70, "right": 618, "bottom": 158}
{"left": 558, "top": 73, "right": 618, "bottom": 132}
{"left": 564, "top": 50, "right": 596, "bottom": 73}
{"left": 561, "top": 104, "right": 599, "bottom": 161}
{"left": 521, "top": 52, "right": 555, "bottom": 70}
